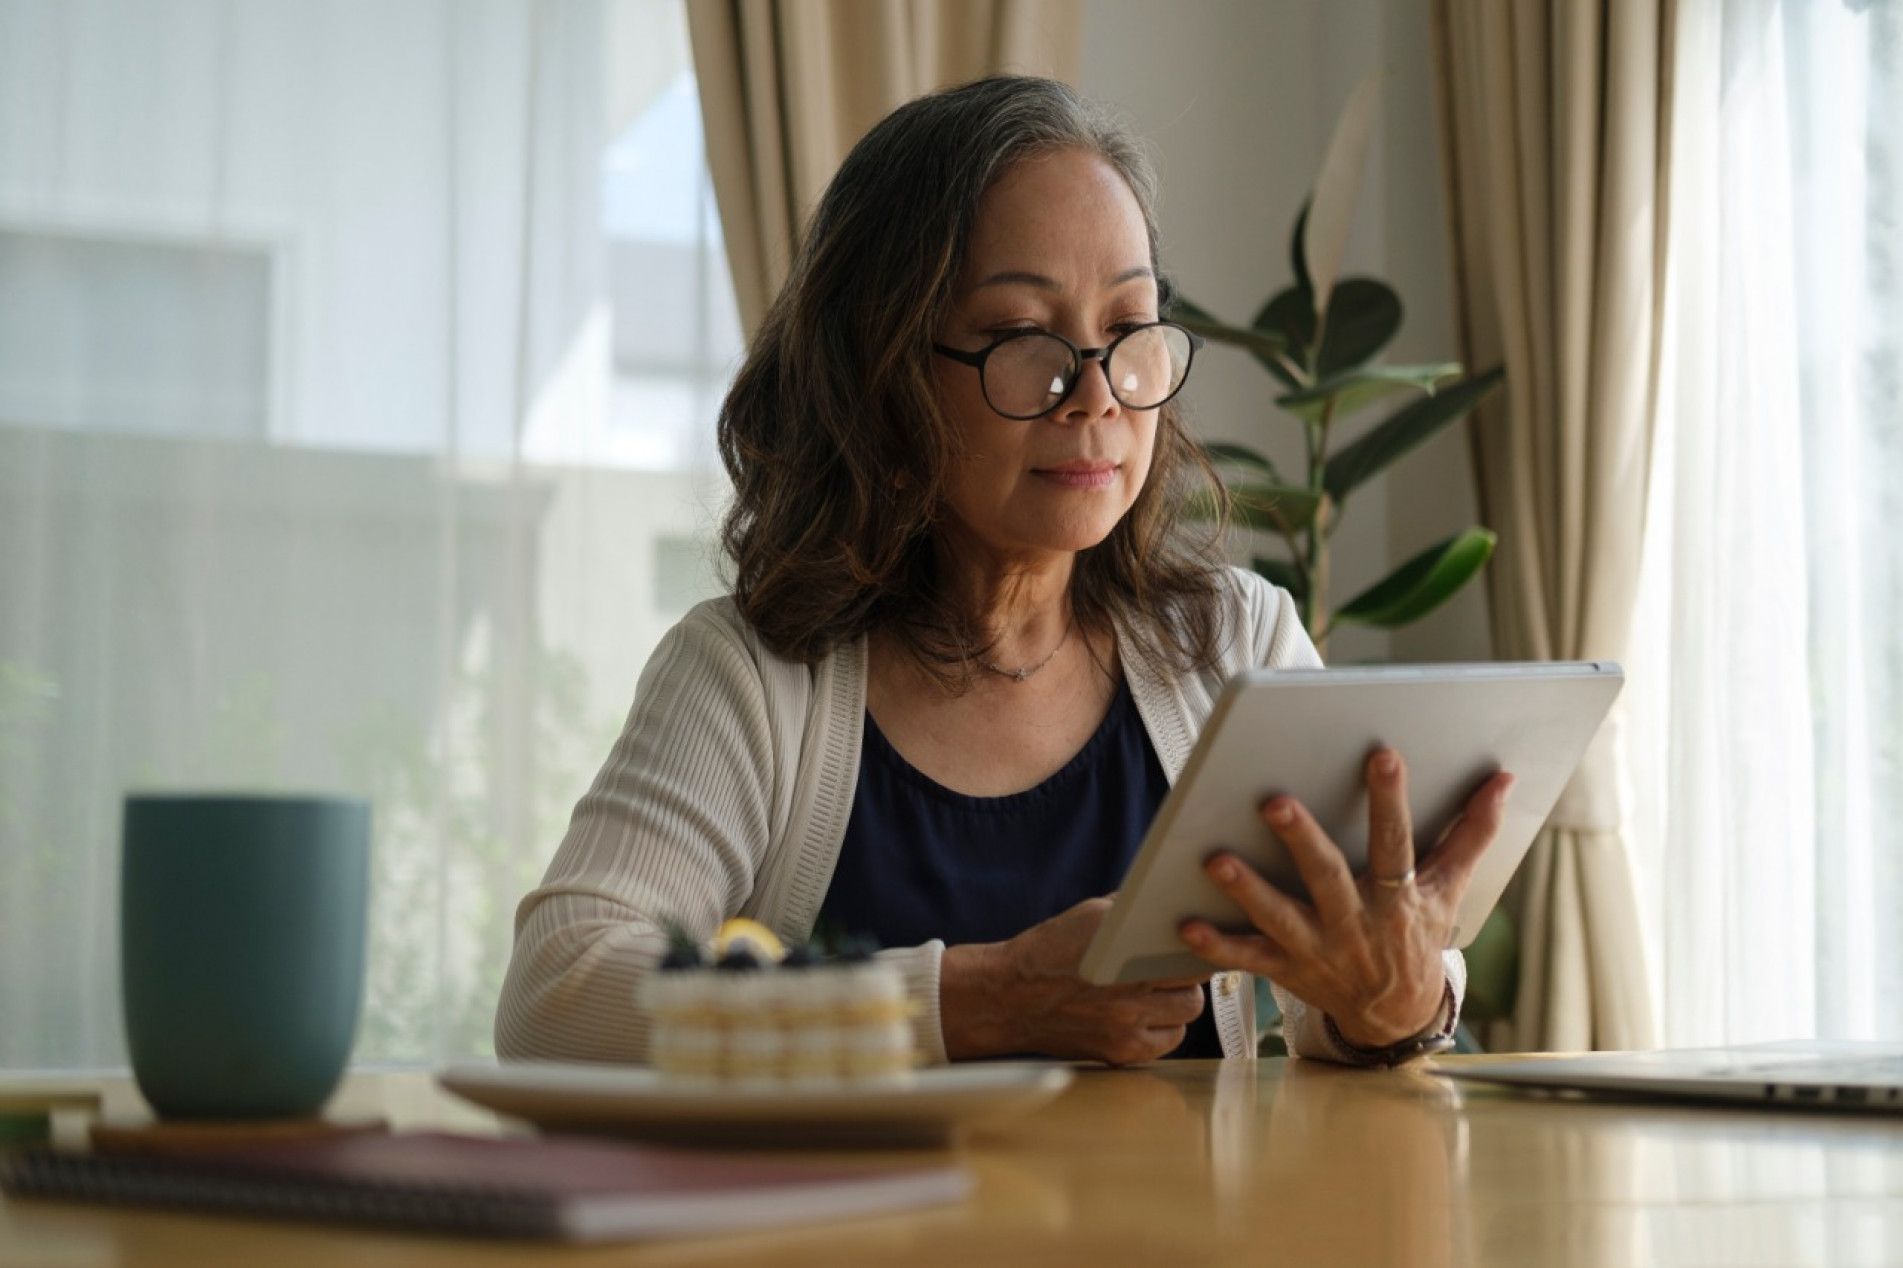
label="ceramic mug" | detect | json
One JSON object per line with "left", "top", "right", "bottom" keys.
{"left": 120, "top": 793, "right": 370, "bottom": 1119}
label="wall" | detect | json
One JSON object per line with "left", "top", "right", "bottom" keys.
{"left": 1080, "top": 0, "right": 1492, "bottom": 664}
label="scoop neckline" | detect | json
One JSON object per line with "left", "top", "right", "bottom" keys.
{"left": 859, "top": 678, "right": 1135, "bottom": 813}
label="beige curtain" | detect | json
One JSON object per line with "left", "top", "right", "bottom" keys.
{"left": 686, "top": 0, "right": 1083, "bottom": 334}
{"left": 1430, "top": 0, "right": 1673, "bottom": 1052}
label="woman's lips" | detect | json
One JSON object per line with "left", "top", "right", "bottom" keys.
{"left": 1034, "top": 462, "right": 1119, "bottom": 489}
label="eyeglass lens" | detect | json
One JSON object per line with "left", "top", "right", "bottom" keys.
{"left": 983, "top": 325, "right": 1193, "bottom": 418}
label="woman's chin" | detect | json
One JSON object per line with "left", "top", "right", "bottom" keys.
{"left": 1003, "top": 523, "right": 1126, "bottom": 559}
{"left": 939, "top": 493, "right": 1138, "bottom": 565}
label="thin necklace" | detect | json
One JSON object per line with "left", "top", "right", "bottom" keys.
{"left": 977, "top": 617, "right": 1072, "bottom": 683}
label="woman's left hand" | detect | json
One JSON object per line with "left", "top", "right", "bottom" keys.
{"left": 1178, "top": 748, "right": 1513, "bottom": 1047}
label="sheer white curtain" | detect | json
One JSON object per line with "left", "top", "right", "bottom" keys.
{"left": 1629, "top": 0, "right": 1902, "bottom": 1046}
{"left": 0, "top": 0, "right": 739, "bottom": 1069}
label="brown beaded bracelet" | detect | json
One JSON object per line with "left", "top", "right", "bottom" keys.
{"left": 1321, "top": 978, "right": 1459, "bottom": 1068}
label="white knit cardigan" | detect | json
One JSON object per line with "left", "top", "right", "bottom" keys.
{"left": 495, "top": 567, "right": 1463, "bottom": 1065}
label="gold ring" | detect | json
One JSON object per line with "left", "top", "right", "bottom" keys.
{"left": 1371, "top": 867, "right": 1416, "bottom": 889}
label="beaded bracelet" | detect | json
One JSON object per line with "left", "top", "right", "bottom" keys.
{"left": 1321, "top": 978, "right": 1459, "bottom": 1068}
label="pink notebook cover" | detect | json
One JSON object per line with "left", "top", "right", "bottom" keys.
{"left": 0, "top": 1130, "right": 971, "bottom": 1242}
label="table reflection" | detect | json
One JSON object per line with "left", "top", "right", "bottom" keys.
{"left": 1453, "top": 1082, "right": 1903, "bottom": 1268}
{"left": 3, "top": 1063, "right": 1901, "bottom": 1267}
{"left": 1251, "top": 1061, "right": 1467, "bottom": 1266}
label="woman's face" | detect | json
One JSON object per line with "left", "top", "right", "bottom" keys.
{"left": 932, "top": 147, "right": 1160, "bottom": 571}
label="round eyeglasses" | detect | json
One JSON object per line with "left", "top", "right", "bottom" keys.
{"left": 932, "top": 320, "right": 1203, "bottom": 421}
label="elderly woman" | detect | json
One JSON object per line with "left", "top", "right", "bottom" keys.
{"left": 496, "top": 75, "right": 1510, "bottom": 1068}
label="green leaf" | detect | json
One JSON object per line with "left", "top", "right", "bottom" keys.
{"left": 1172, "top": 299, "right": 1297, "bottom": 386}
{"left": 1201, "top": 442, "right": 1281, "bottom": 484}
{"left": 1230, "top": 482, "right": 1322, "bottom": 534}
{"left": 1332, "top": 527, "right": 1496, "bottom": 628}
{"left": 1322, "top": 365, "right": 1505, "bottom": 503}
{"left": 1177, "top": 293, "right": 1295, "bottom": 391}
{"left": 1195, "top": 481, "right": 1322, "bottom": 534}
{"left": 1288, "top": 201, "right": 1313, "bottom": 301}
{"left": 1254, "top": 283, "right": 1313, "bottom": 343}
{"left": 1253, "top": 281, "right": 1407, "bottom": 385}
{"left": 1277, "top": 363, "right": 1460, "bottom": 424}
{"left": 1248, "top": 286, "right": 1315, "bottom": 386}
{"left": 1251, "top": 555, "right": 1307, "bottom": 599}
{"left": 1315, "top": 278, "right": 1403, "bottom": 376}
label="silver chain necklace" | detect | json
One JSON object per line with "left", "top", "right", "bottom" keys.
{"left": 976, "top": 618, "right": 1072, "bottom": 683}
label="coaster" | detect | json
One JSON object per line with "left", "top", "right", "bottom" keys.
{"left": 89, "top": 1115, "right": 390, "bottom": 1158}
{"left": 0, "top": 1088, "right": 105, "bottom": 1116}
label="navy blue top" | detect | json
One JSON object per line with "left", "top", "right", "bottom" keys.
{"left": 820, "top": 680, "right": 1221, "bottom": 1060}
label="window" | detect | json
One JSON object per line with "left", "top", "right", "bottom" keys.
{"left": 1628, "top": 0, "right": 1902, "bottom": 1046}
{"left": 0, "top": 0, "right": 740, "bottom": 1069}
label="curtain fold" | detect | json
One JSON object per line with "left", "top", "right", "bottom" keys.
{"left": 686, "top": 0, "right": 1082, "bottom": 334}
{"left": 1627, "top": 0, "right": 1903, "bottom": 1047}
{"left": 1430, "top": 0, "right": 1671, "bottom": 1052}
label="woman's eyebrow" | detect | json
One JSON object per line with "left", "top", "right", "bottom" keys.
{"left": 972, "top": 265, "right": 1155, "bottom": 291}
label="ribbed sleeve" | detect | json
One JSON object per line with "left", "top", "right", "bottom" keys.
{"left": 496, "top": 601, "right": 845, "bottom": 1063}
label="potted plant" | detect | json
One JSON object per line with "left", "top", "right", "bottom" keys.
{"left": 1174, "top": 75, "right": 1514, "bottom": 1049}
{"left": 1172, "top": 74, "right": 1504, "bottom": 658}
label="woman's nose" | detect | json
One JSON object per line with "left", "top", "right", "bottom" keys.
{"left": 1055, "top": 349, "right": 1121, "bottom": 423}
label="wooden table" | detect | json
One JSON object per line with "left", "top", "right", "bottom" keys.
{"left": 4, "top": 1057, "right": 1902, "bottom": 1267}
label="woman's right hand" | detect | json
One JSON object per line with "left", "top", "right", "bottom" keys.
{"left": 939, "top": 896, "right": 1210, "bottom": 1065}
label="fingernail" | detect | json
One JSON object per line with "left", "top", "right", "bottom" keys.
{"left": 1210, "top": 859, "right": 1240, "bottom": 884}
{"left": 1266, "top": 800, "right": 1294, "bottom": 825}
{"left": 1377, "top": 752, "right": 1399, "bottom": 777}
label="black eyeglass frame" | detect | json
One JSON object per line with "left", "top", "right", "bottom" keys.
{"left": 931, "top": 320, "right": 1205, "bottom": 421}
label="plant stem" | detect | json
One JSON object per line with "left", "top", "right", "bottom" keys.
{"left": 1279, "top": 525, "right": 1310, "bottom": 591}
{"left": 1270, "top": 348, "right": 1310, "bottom": 386}
{"left": 1308, "top": 498, "right": 1332, "bottom": 656}
{"left": 1303, "top": 395, "right": 1339, "bottom": 650}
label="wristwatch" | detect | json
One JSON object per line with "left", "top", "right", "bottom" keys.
{"left": 1321, "top": 979, "right": 1459, "bottom": 1068}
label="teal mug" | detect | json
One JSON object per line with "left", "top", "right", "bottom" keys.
{"left": 120, "top": 794, "right": 371, "bottom": 1119}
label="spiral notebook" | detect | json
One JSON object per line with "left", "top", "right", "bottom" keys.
{"left": 0, "top": 1130, "right": 971, "bottom": 1242}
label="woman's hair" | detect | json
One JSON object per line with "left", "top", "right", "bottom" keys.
{"left": 717, "top": 74, "right": 1230, "bottom": 684}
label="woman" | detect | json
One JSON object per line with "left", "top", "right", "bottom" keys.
{"left": 496, "top": 76, "right": 1511, "bottom": 1068}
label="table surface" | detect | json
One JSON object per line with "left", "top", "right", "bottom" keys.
{"left": 3, "top": 1057, "right": 1901, "bottom": 1268}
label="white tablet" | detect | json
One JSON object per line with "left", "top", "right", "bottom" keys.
{"left": 1079, "top": 661, "right": 1624, "bottom": 985}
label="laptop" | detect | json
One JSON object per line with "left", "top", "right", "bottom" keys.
{"left": 1439, "top": 1040, "right": 1903, "bottom": 1113}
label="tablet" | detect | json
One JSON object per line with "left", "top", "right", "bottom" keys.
{"left": 1079, "top": 661, "right": 1624, "bottom": 985}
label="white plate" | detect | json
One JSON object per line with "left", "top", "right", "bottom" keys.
{"left": 436, "top": 1061, "right": 1074, "bottom": 1148}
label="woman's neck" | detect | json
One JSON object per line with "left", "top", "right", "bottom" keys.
{"left": 933, "top": 542, "right": 1075, "bottom": 648}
